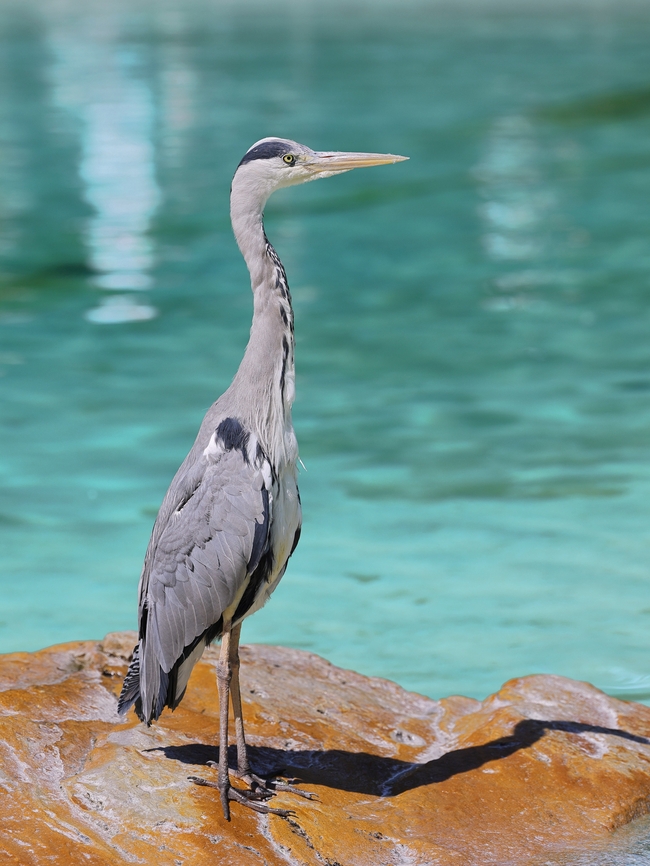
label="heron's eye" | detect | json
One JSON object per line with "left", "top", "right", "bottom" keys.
{"left": 283, "top": 154, "right": 295, "bottom": 165}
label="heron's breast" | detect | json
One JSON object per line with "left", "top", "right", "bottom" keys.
{"left": 269, "top": 466, "right": 301, "bottom": 576}
{"left": 229, "top": 458, "right": 300, "bottom": 626}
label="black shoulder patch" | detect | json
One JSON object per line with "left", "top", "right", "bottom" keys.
{"left": 238, "top": 140, "right": 290, "bottom": 167}
{"left": 215, "top": 417, "right": 249, "bottom": 458}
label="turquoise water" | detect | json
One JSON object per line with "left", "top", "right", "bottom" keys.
{"left": 2, "top": 0, "right": 650, "bottom": 711}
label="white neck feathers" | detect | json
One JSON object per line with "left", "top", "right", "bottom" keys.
{"left": 227, "top": 163, "right": 297, "bottom": 469}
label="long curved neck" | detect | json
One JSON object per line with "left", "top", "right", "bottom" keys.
{"left": 227, "top": 173, "right": 296, "bottom": 467}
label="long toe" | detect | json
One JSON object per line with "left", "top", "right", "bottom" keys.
{"left": 264, "top": 778, "right": 316, "bottom": 800}
{"left": 232, "top": 769, "right": 316, "bottom": 801}
{"left": 188, "top": 775, "right": 232, "bottom": 820}
{"left": 189, "top": 773, "right": 287, "bottom": 815}
{"left": 228, "top": 786, "right": 295, "bottom": 817}
{"left": 189, "top": 774, "right": 218, "bottom": 789}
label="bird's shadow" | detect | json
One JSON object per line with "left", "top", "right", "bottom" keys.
{"left": 154, "top": 719, "right": 650, "bottom": 797}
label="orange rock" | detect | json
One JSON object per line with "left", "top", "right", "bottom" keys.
{"left": 1, "top": 632, "right": 650, "bottom": 865}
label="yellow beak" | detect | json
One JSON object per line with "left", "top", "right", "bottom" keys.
{"left": 305, "top": 150, "right": 409, "bottom": 174}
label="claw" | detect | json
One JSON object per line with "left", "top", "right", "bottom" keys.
{"left": 189, "top": 774, "right": 217, "bottom": 788}
{"left": 262, "top": 778, "right": 317, "bottom": 801}
{"left": 248, "top": 772, "right": 316, "bottom": 801}
{"left": 189, "top": 775, "right": 294, "bottom": 817}
{"left": 190, "top": 760, "right": 314, "bottom": 819}
{"left": 223, "top": 765, "right": 316, "bottom": 801}
{"left": 228, "top": 786, "right": 295, "bottom": 817}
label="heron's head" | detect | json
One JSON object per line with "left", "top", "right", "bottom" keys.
{"left": 231, "top": 137, "right": 407, "bottom": 210}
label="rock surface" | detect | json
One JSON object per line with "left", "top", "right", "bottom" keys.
{"left": 2, "top": 633, "right": 650, "bottom": 865}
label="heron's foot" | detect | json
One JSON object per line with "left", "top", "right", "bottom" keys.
{"left": 188, "top": 774, "right": 294, "bottom": 819}
{"left": 230, "top": 768, "right": 316, "bottom": 801}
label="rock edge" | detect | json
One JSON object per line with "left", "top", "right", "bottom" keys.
{"left": 1, "top": 631, "right": 650, "bottom": 865}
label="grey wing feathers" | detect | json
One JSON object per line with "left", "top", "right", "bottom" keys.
{"left": 147, "top": 451, "right": 266, "bottom": 671}
{"left": 118, "top": 424, "right": 271, "bottom": 723}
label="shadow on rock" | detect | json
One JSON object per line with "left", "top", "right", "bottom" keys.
{"left": 157, "top": 719, "right": 649, "bottom": 797}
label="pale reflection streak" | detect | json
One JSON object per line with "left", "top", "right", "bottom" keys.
{"left": 47, "top": 18, "right": 160, "bottom": 323}
{"left": 159, "top": 54, "right": 197, "bottom": 172}
{"left": 475, "top": 116, "right": 554, "bottom": 311}
{"left": 0, "top": 141, "right": 30, "bottom": 260}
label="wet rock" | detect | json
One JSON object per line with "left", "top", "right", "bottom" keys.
{"left": 2, "top": 632, "right": 650, "bottom": 865}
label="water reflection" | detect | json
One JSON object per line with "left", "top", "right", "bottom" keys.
{"left": 476, "top": 115, "right": 552, "bottom": 261}
{"left": 0, "top": 133, "right": 30, "bottom": 260}
{"left": 158, "top": 46, "right": 197, "bottom": 172}
{"left": 47, "top": 15, "right": 160, "bottom": 322}
{"left": 84, "top": 293, "right": 157, "bottom": 324}
{"left": 2, "top": 1, "right": 650, "bottom": 765}
{"left": 475, "top": 115, "right": 558, "bottom": 311}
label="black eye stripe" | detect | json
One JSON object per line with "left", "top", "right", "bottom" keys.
{"left": 238, "top": 141, "right": 292, "bottom": 167}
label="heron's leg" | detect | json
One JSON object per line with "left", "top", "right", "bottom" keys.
{"left": 189, "top": 619, "right": 294, "bottom": 818}
{"left": 229, "top": 622, "right": 252, "bottom": 777}
{"left": 228, "top": 622, "right": 315, "bottom": 802}
{"left": 216, "top": 617, "right": 234, "bottom": 819}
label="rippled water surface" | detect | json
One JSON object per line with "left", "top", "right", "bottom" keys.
{"left": 2, "top": 0, "right": 650, "bottom": 726}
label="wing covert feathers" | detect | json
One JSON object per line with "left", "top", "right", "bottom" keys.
{"left": 118, "top": 419, "right": 275, "bottom": 723}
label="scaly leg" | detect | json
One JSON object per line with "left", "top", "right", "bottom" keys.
{"left": 229, "top": 622, "right": 252, "bottom": 778}
{"left": 216, "top": 618, "right": 234, "bottom": 818}
{"left": 189, "top": 619, "right": 294, "bottom": 818}
{"left": 229, "top": 623, "right": 314, "bottom": 802}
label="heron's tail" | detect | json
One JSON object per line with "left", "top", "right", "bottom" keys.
{"left": 118, "top": 631, "right": 216, "bottom": 724}
{"left": 117, "top": 641, "right": 144, "bottom": 719}
{"left": 117, "top": 638, "right": 172, "bottom": 724}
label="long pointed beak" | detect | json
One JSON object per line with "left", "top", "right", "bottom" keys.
{"left": 305, "top": 150, "right": 408, "bottom": 175}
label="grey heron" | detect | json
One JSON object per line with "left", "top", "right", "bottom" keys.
{"left": 118, "top": 138, "right": 407, "bottom": 819}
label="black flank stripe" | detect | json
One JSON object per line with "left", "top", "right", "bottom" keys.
{"left": 280, "top": 336, "right": 289, "bottom": 396}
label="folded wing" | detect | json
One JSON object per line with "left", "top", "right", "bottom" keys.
{"left": 118, "top": 420, "right": 271, "bottom": 723}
